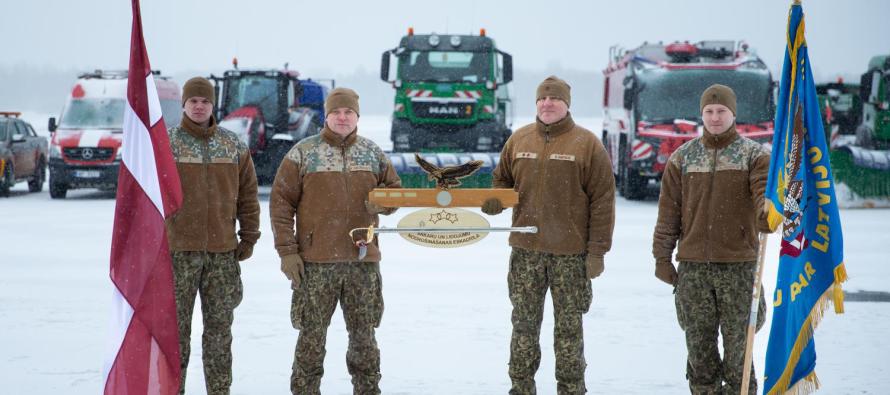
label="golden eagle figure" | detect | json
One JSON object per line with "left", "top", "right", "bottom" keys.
{"left": 414, "top": 153, "right": 484, "bottom": 189}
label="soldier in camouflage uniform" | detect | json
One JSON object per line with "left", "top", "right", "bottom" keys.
{"left": 485, "top": 76, "right": 616, "bottom": 394}
{"left": 166, "top": 77, "right": 261, "bottom": 395}
{"left": 269, "top": 87, "right": 401, "bottom": 394}
{"left": 652, "top": 84, "right": 771, "bottom": 395}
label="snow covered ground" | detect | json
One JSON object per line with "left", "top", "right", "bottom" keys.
{"left": 2, "top": 115, "right": 889, "bottom": 394}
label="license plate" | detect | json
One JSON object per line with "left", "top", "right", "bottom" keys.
{"left": 74, "top": 170, "right": 101, "bottom": 178}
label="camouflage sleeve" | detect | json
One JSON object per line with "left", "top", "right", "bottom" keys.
{"left": 492, "top": 136, "right": 514, "bottom": 189}
{"left": 236, "top": 150, "right": 261, "bottom": 244}
{"left": 653, "top": 156, "right": 683, "bottom": 262}
{"left": 376, "top": 149, "right": 401, "bottom": 216}
{"left": 585, "top": 138, "right": 616, "bottom": 257}
{"left": 750, "top": 151, "right": 772, "bottom": 233}
{"left": 270, "top": 152, "right": 303, "bottom": 257}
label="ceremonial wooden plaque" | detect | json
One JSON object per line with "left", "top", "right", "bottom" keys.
{"left": 369, "top": 188, "right": 518, "bottom": 208}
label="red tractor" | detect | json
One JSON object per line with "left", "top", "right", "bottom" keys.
{"left": 602, "top": 41, "right": 776, "bottom": 199}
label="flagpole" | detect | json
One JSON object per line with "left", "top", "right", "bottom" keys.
{"left": 741, "top": 232, "right": 769, "bottom": 395}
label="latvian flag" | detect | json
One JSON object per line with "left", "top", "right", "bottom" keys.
{"left": 103, "top": 0, "right": 183, "bottom": 393}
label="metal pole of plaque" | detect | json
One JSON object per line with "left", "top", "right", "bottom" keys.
{"left": 365, "top": 226, "right": 538, "bottom": 234}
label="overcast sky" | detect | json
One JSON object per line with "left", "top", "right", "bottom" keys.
{"left": 5, "top": 0, "right": 888, "bottom": 77}
{"left": 2, "top": 0, "right": 889, "bottom": 116}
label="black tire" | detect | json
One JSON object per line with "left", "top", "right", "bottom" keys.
{"left": 0, "top": 162, "right": 12, "bottom": 197}
{"left": 621, "top": 163, "right": 647, "bottom": 200}
{"left": 602, "top": 131, "right": 619, "bottom": 185}
{"left": 28, "top": 159, "right": 45, "bottom": 193}
{"left": 49, "top": 174, "right": 67, "bottom": 199}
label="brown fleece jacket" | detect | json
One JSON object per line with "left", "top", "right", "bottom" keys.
{"left": 493, "top": 113, "right": 616, "bottom": 256}
{"left": 269, "top": 127, "right": 401, "bottom": 263}
{"left": 652, "top": 126, "right": 771, "bottom": 264}
{"left": 166, "top": 115, "right": 261, "bottom": 252}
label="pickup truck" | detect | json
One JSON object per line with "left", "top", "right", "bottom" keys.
{"left": 1, "top": 112, "right": 48, "bottom": 196}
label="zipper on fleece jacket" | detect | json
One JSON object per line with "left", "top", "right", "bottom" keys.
{"left": 201, "top": 138, "right": 210, "bottom": 251}
{"left": 341, "top": 143, "right": 353, "bottom": 260}
{"left": 534, "top": 126, "right": 553, "bottom": 251}
{"left": 705, "top": 146, "right": 719, "bottom": 262}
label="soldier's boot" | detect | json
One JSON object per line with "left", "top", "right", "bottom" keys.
{"left": 345, "top": 325, "right": 381, "bottom": 395}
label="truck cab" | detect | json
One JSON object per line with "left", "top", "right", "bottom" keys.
{"left": 47, "top": 70, "right": 181, "bottom": 198}
{"left": 381, "top": 28, "right": 513, "bottom": 153}
{"left": 856, "top": 55, "right": 890, "bottom": 149}
{"left": 212, "top": 66, "right": 329, "bottom": 183}
{"left": 602, "top": 41, "right": 776, "bottom": 199}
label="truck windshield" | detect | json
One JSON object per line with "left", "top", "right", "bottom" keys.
{"left": 0, "top": 120, "right": 8, "bottom": 140}
{"left": 59, "top": 98, "right": 126, "bottom": 129}
{"left": 636, "top": 69, "right": 774, "bottom": 124}
{"left": 225, "top": 76, "right": 281, "bottom": 122}
{"left": 400, "top": 51, "right": 490, "bottom": 83}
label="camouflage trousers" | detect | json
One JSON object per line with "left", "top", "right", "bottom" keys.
{"left": 290, "top": 261, "right": 384, "bottom": 395}
{"left": 508, "top": 248, "right": 592, "bottom": 395}
{"left": 172, "top": 250, "right": 243, "bottom": 395}
{"left": 675, "top": 261, "right": 766, "bottom": 395}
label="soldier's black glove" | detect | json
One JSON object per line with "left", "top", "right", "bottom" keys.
{"left": 586, "top": 255, "right": 604, "bottom": 279}
{"left": 481, "top": 198, "right": 505, "bottom": 215}
{"left": 281, "top": 254, "right": 305, "bottom": 288}
{"left": 236, "top": 240, "right": 254, "bottom": 261}
{"left": 655, "top": 258, "right": 678, "bottom": 286}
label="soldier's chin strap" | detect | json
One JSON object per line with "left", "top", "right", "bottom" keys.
{"left": 349, "top": 224, "right": 376, "bottom": 260}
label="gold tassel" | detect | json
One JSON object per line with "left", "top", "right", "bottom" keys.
{"left": 766, "top": 203, "right": 784, "bottom": 232}
{"left": 766, "top": 277, "right": 844, "bottom": 395}
{"left": 786, "top": 371, "right": 820, "bottom": 395}
{"left": 833, "top": 263, "right": 847, "bottom": 313}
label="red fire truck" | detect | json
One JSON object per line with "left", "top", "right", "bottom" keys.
{"left": 602, "top": 41, "right": 776, "bottom": 199}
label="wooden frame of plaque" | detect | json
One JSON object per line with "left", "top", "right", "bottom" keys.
{"left": 369, "top": 188, "right": 518, "bottom": 208}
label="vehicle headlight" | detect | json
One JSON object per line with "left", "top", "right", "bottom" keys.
{"left": 50, "top": 144, "right": 62, "bottom": 159}
{"left": 115, "top": 149, "right": 122, "bottom": 161}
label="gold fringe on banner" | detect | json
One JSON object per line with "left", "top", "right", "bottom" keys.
{"left": 766, "top": 262, "right": 847, "bottom": 395}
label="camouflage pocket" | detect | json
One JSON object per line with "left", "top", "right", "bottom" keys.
{"left": 290, "top": 287, "right": 306, "bottom": 330}
{"left": 674, "top": 265, "right": 687, "bottom": 331}
{"left": 674, "top": 291, "right": 687, "bottom": 331}
{"left": 368, "top": 266, "right": 384, "bottom": 328}
{"left": 218, "top": 253, "right": 243, "bottom": 310}
{"left": 578, "top": 278, "right": 593, "bottom": 313}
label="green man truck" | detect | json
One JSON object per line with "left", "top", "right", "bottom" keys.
{"left": 380, "top": 28, "right": 514, "bottom": 153}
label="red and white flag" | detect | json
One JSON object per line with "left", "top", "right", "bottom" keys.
{"left": 103, "top": 0, "right": 183, "bottom": 393}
